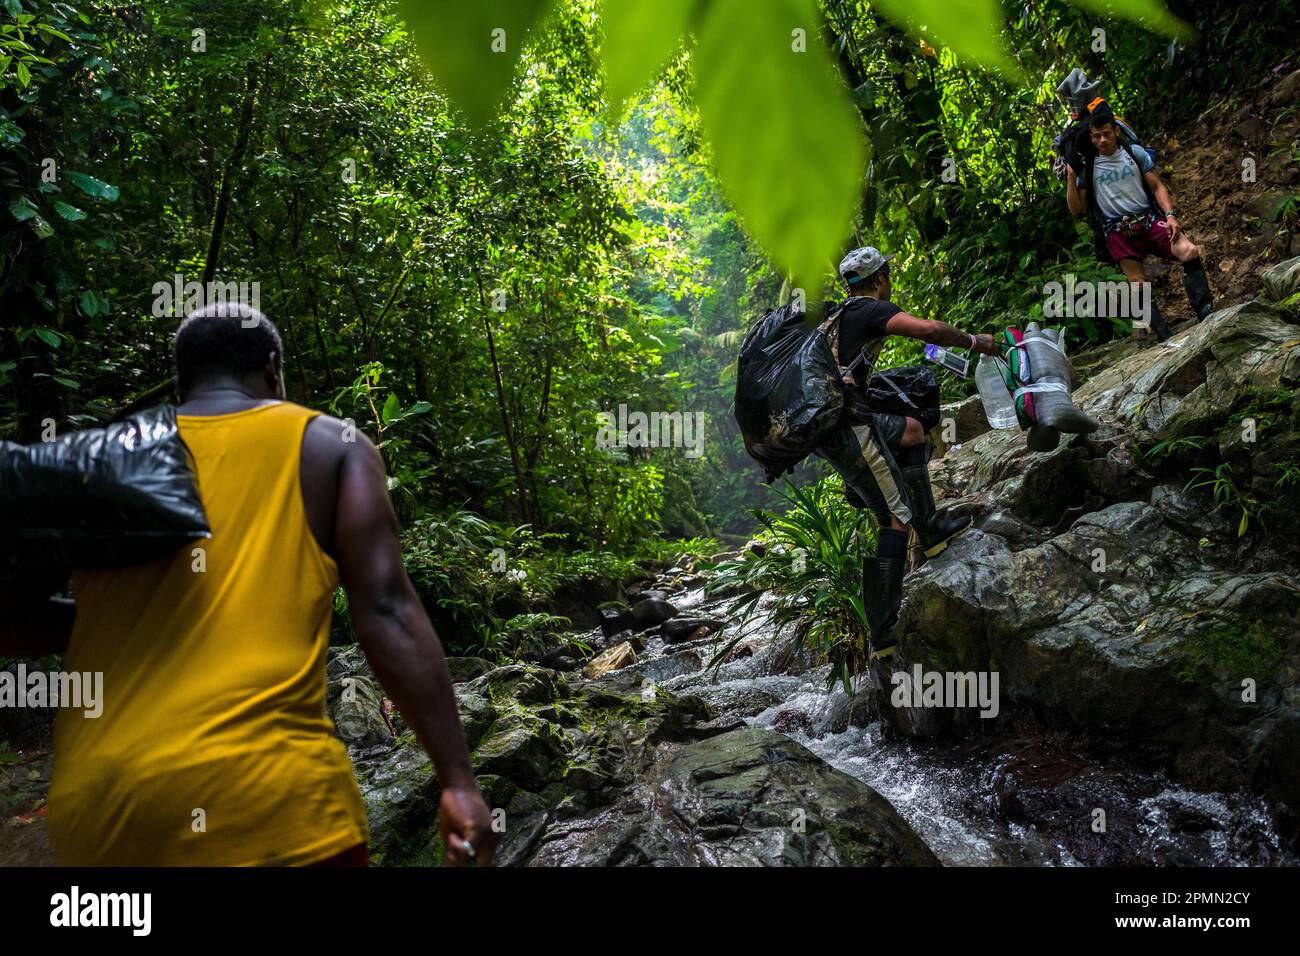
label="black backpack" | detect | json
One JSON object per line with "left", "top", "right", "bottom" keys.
{"left": 1079, "top": 141, "right": 1160, "bottom": 265}
{"left": 734, "top": 300, "right": 867, "bottom": 484}
{"left": 1054, "top": 107, "right": 1144, "bottom": 178}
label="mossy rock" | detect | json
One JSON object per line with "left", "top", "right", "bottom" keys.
{"left": 1172, "top": 620, "right": 1288, "bottom": 684}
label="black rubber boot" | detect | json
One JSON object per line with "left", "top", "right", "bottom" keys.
{"left": 862, "top": 555, "right": 906, "bottom": 659}
{"left": 1183, "top": 258, "right": 1214, "bottom": 322}
{"left": 901, "top": 463, "right": 972, "bottom": 557}
{"left": 1148, "top": 298, "right": 1172, "bottom": 343}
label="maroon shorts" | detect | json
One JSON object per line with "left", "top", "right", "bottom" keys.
{"left": 1106, "top": 218, "right": 1174, "bottom": 262}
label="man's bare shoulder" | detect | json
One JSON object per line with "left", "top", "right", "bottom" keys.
{"left": 304, "top": 413, "right": 379, "bottom": 468}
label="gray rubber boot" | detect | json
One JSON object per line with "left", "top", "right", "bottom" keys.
{"left": 863, "top": 555, "right": 906, "bottom": 659}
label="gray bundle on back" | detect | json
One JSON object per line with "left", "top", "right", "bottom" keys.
{"left": 1055, "top": 67, "right": 1102, "bottom": 111}
{"left": 0, "top": 404, "right": 210, "bottom": 574}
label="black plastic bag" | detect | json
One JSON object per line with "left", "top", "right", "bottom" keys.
{"left": 860, "top": 366, "right": 941, "bottom": 431}
{"left": 0, "top": 404, "right": 210, "bottom": 574}
{"left": 734, "top": 302, "right": 847, "bottom": 483}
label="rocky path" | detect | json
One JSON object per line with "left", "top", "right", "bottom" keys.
{"left": 334, "top": 554, "right": 1293, "bottom": 866}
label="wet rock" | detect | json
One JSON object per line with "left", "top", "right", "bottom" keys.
{"left": 875, "top": 497, "right": 1300, "bottom": 837}
{"left": 355, "top": 741, "right": 440, "bottom": 866}
{"left": 446, "top": 657, "right": 492, "bottom": 683}
{"left": 474, "top": 716, "right": 565, "bottom": 789}
{"left": 453, "top": 690, "right": 496, "bottom": 750}
{"left": 327, "top": 675, "right": 393, "bottom": 751}
{"left": 932, "top": 394, "right": 990, "bottom": 460}
{"left": 461, "top": 664, "right": 567, "bottom": 706}
{"left": 772, "top": 709, "right": 816, "bottom": 736}
{"left": 661, "top": 616, "right": 726, "bottom": 643}
{"left": 690, "top": 682, "right": 787, "bottom": 718}
{"left": 1075, "top": 301, "right": 1296, "bottom": 438}
{"left": 619, "top": 651, "right": 704, "bottom": 683}
{"left": 768, "top": 640, "right": 822, "bottom": 676}
{"left": 974, "top": 509, "right": 1047, "bottom": 552}
{"left": 525, "top": 727, "right": 938, "bottom": 866}
{"left": 1262, "top": 255, "right": 1300, "bottom": 303}
{"left": 630, "top": 597, "right": 679, "bottom": 629}
{"left": 599, "top": 605, "right": 634, "bottom": 638}
{"left": 582, "top": 641, "right": 638, "bottom": 679}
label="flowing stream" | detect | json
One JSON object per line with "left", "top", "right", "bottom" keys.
{"left": 618, "top": 582, "right": 1295, "bottom": 866}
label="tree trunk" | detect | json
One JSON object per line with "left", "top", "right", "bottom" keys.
{"left": 476, "top": 270, "right": 531, "bottom": 523}
{"left": 200, "top": 64, "right": 259, "bottom": 285}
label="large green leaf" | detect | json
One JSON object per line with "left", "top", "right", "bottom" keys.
{"left": 870, "top": 0, "right": 1018, "bottom": 77}
{"left": 53, "top": 200, "right": 86, "bottom": 221}
{"left": 1067, "top": 0, "right": 1191, "bottom": 40}
{"left": 600, "top": 0, "right": 694, "bottom": 120}
{"left": 64, "top": 170, "right": 120, "bottom": 202}
{"left": 381, "top": 391, "right": 401, "bottom": 424}
{"left": 397, "top": 0, "right": 554, "bottom": 129}
{"left": 10, "top": 198, "right": 53, "bottom": 238}
{"left": 9, "top": 198, "right": 37, "bottom": 222}
{"left": 695, "top": 0, "right": 865, "bottom": 299}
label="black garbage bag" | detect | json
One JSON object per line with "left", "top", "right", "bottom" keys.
{"left": 0, "top": 404, "right": 210, "bottom": 575}
{"left": 734, "top": 301, "right": 848, "bottom": 484}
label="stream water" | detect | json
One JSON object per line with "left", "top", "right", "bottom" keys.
{"left": 627, "top": 582, "right": 1296, "bottom": 867}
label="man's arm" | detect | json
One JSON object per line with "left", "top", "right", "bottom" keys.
{"left": 1066, "top": 166, "right": 1086, "bottom": 216}
{"left": 0, "top": 595, "right": 74, "bottom": 658}
{"left": 884, "top": 312, "right": 997, "bottom": 354}
{"left": 331, "top": 430, "right": 494, "bottom": 866}
{"left": 1144, "top": 169, "right": 1181, "bottom": 238}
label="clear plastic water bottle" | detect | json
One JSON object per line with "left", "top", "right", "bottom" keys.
{"left": 976, "top": 355, "right": 1018, "bottom": 429}
{"left": 923, "top": 343, "right": 970, "bottom": 378}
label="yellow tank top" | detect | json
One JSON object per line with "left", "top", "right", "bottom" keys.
{"left": 48, "top": 402, "right": 370, "bottom": 865}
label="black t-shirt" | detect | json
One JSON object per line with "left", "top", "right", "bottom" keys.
{"left": 836, "top": 296, "right": 902, "bottom": 384}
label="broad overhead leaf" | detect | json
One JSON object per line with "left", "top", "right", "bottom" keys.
{"left": 1067, "top": 0, "right": 1192, "bottom": 40}
{"left": 870, "top": 0, "right": 1019, "bottom": 77}
{"left": 396, "top": 0, "right": 554, "bottom": 129}
{"left": 694, "top": 0, "right": 865, "bottom": 298}
{"left": 600, "top": 0, "right": 694, "bottom": 121}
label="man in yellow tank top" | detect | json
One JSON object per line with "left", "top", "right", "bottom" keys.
{"left": 0, "top": 303, "right": 494, "bottom": 866}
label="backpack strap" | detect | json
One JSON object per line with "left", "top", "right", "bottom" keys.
{"left": 1082, "top": 152, "right": 1099, "bottom": 220}
{"left": 873, "top": 370, "right": 920, "bottom": 410}
{"left": 1120, "top": 142, "right": 1160, "bottom": 212}
{"left": 820, "top": 302, "right": 877, "bottom": 382}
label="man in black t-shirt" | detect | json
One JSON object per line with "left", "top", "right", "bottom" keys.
{"left": 814, "top": 246, "right": 996, "bottom": 660}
